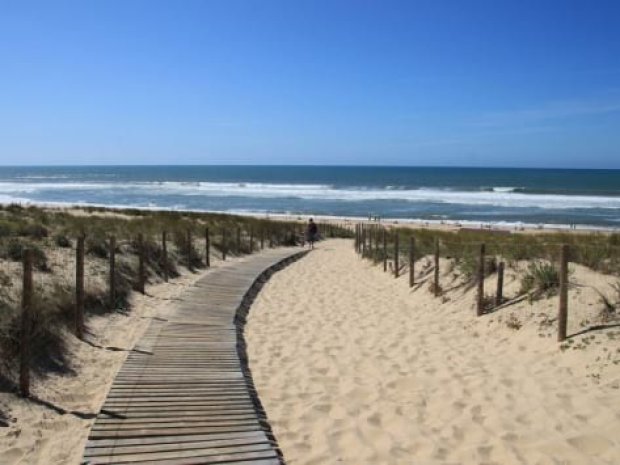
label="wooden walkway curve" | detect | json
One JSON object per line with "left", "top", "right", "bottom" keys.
{"left": 82, "top": 248, "right": 307, "bottom": 465}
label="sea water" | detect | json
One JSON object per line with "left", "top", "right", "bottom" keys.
{"left": 0, "top": 166, "right": 619, "bottom": 229}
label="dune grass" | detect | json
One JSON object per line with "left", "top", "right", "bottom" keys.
{"left": 358, "top": 223, "right": 619, "bottom": 311}
{"left": 0, "top": 204, "right": 351, "bottom": 393}
{"left": 374, "top": 225, "right": 620, "bottom": 277}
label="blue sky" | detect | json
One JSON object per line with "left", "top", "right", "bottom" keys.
{"left": 1, "top": 0, "right": 619, "bottom": 168}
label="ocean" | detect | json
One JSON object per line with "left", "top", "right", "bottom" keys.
{"left": 0, "top": 166, "right": 619, "bottom": 229}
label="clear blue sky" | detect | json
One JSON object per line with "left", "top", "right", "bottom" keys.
{"left": 1, "top": 0, "right": 619, "bottom": 168}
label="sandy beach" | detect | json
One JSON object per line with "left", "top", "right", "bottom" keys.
{"left": 3, "top": 2, "right": 619, "bottom": 462}
{"left": 246, "top": 239, "right": 620, "bottom": 465}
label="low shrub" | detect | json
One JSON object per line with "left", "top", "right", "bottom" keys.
{"left": 4, "top": 204, "right": 23, "bottom": 214}
{"left": 0, "top": 285, "right": 73, "bottom": 385}
{"left": 86, "top": 237, "right": 109, "bottom": 259}
{"left": 18, "top": 224, "right": 49, "bottom": 240}
{"left": 2, "top": 240, "right": 50, "bottom": 272}
{"left": 505, "top": 313, "right": 523, "bottom": 330}
{"left": 519, "top": 261, "right": 559, "bottom": 298}
{"left": 0, "top": 269, "right": 13, "bottom": 313}
{"left": 111, "top": 261, "right": 134, "bottom": 312}
{"left": 54, "top": 234, "right": 72, "bottom": 248}
{"left": 456, "top": 254, "right": 498, "bottom": 284}
{"left": 596, "top": 281, "right": 620, "bottom": 323}
{"left": 575, "top": 245, "right": 610, "bottom": 273}
{"left": 172, "top": 233, "right": 203, "bottom": 269}
{"left": 128, "top": 236, "right": 180, "bottom": 280}
{"left": 0, "top": 221, "right": 15, "bottom": 238}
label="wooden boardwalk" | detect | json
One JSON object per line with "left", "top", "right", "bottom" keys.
{"left": 83, "top": 248, "right": 307, "bottom": 465}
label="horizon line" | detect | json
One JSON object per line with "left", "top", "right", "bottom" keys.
{"left": 1, "top": 163, "right": 620, "bottom": 171}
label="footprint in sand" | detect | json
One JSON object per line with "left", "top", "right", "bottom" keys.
{"left": 2, "top": 447, "right": 25, "bottom": 461}
{"left": 567, "top": 434, "right": 614, "bottom": 456}
{"left": 367, "top": 411, "right": 382, "bottom": 426}
{"left": 515, "top": 413, "right": 531, "bottom": 426}
{"left": 452, "top": 425, "right": 465, "bottom": 442}
{"left": 471, "top": 405, "right": 485, "bottom": 424}
{"left": 501, "top": 378, "right": 515, "bottom": 388}
{"left": 477, "top": 444, "right": 493, "bottom": 460}
{"left": 312, "top": 402, "right": 331, "bottom": 414}
{"left": 452, "top": 400, "right": 466, "bottom": 412}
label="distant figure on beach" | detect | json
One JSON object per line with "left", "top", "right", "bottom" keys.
{"left": 306, "top": 218, "right": 319, "bottom": 249}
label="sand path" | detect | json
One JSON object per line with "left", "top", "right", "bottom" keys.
{"left": 246, "top": 239, "right": 620, "bottom": 465}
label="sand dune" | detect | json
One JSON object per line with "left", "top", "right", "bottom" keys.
{"left": 246, "top": 239, "right": 620, "bottom": 465}
{"left": 0, "top": 256, "right": 229, "bottom": 465}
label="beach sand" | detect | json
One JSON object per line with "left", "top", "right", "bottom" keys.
{"left": 246, "top": 239, "right": 620, "bottom": 465}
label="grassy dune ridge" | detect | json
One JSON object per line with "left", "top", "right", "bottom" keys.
{"left": 358, "top": 223, "right": 620, "bottom": 330}
{"left": 367, "top": 225, "right": 620, "bottom": 272}
{"left": 0, "top": 204, "right": 351, "bottom": 396}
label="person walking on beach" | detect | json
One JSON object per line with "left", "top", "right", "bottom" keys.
{"left": 306, "top": 218, "right": 319, "bottom": 249}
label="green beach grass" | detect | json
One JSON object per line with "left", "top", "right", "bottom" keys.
{"left": 0, "top": 203, "right": 351, "bottom": 395}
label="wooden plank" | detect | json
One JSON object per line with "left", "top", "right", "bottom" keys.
{"left": 91, "top": 419, "right": 261, "bottom": 431}
{"left": 89, "top": 456, "right": 281, "bottom": 465}
{"left": 88, "top": 424, "right": 262, "bottom": 439}
{"left": 83, "top": 248, "right": 304, "bottom": 464}
{"left": 101, "top": 400, "right": 255, "bottom": 409}
{"left": 97, "top": 408, "right": 257, "bottom": 419}
{"left": 88, "top": 451, "right": 279, "bottom": 465}
{"left": 86, "top": 430, "right": 270, "bottom": 448}
{"left": 95, "top": 412, "right": 258, "bottom": 422}
{"left": 112, "top": 380, "right": 245, "bottom": 389}
{"left": 85, "top": 445, "right": 276, "bottom": 463}
{"left": 85, "top": 438, "right": 274, "bottom": 457}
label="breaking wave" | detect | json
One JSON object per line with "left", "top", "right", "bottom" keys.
{"left": 0, "top": 180, "right": 619, "bottom": 210}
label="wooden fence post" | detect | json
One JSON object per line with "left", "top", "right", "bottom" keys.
{"left": 236, "top": 227, "right": 241, "bottom": 254}
{"left": 558, "top": 244, "right": 569, "bottom": 342}
{"left": 394, "top": 233, "right": 399, "bottom": 278}
{"left": 186, "top": 229, "right": 193, "bottom": 271}
{"left": 20, "top": 249, "right": 33, "bottom": 398}
{"left": 222, "top": 228, "right": 227, "bottom": 260}
{"left": 109, "top": 236, "right": 116, "bottom": 307}
{"left": 383, "top": 229, "right": 387, "bottom": 272}
{"left": 76, "top": 234, "right": 85, "bottom": 339}
{"left": 496, "top": 261, "right": 504, "bottom": 307}
{"left": 359, "top": 225, "right": 364, "bottom": 254}
{"left": 137, "top": 233, "right": 146, "bottom": 294}
{"left": 260, "top": 229, "right": 265, "bottom": 250}
{"left": 162, "top": 231, "right": 168, "bottom": 282}
{"left": 361, "top": 226, "right": 366, "bottom": 257}
{"left": 434, "top": 238, "right": 440, "bottom": 297}
{"left": 249, "top": 229, "right": 254, "bottom": 253}
{"left": 409, "top": 236, "right": 415, "bottom": 287}
{"left": 205, "top": 228, "right": 210, "bottom": 267}
{"left": 476, "top": 243, "right": 486, "bottom": 316}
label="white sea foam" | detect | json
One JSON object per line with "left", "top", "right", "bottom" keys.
{"left": 0, "top": 180, "right": 619, "bottom": 210}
